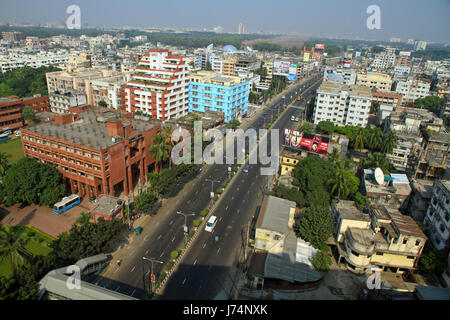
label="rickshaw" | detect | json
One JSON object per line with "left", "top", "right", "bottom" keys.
{"left": 135, "top": 226, "right": 143, "bottom": 235}
{"left": 214, "top": 234, "right": 221, "bottom": 243}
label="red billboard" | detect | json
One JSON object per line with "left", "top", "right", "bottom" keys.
{"left": 283, "top": 129, "right": 329, "bottom": 155}
{"left": 315, "top": 44, "right": 325, "bottom": 50}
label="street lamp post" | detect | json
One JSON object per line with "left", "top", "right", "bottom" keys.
{"left": 142, "top": 256, "right": 163, "bottom": 294}
{"left": 177, "top": 211, "right": 195, "bottom": 243}
{"left": 205, "top": 179, "right": 220, "bottom": 198}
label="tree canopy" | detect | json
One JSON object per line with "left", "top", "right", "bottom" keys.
{"left": 2, "top": 157, "right": 66, "bottom": 206}
{"left": 294, "top": 205, "right": 333, "bottom": 249}
{"left": 414, "top": 96, "right": 444, "bottom": 117}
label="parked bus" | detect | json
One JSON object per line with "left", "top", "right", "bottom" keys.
{"left": 53, "top": 194, "right": 81, "bottom": 214}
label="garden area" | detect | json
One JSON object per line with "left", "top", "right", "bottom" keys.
{"left": 0, "top": 138, "right": 24, "bottom": 164}
{"left": 0, "top": 225, "right": 54, "bottom": 278}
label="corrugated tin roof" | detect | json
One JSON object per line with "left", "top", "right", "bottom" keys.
{"left": 256, "top": 196, "right": 296, "bottom": 234}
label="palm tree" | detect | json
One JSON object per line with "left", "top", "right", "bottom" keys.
{"left": 381, "top": 131, "right": 398, "bottom": 154}
{"left": 327, "top": 148, "right": 340, "bottom": 165}
{"left": 352, "top": 128, "right": 365, "bottom": 150}
{"left": 162, "top": 125, "right": 175, "bottom": 168}
{"left": 329, "top": 160, "right": 350, "bottom": 200}
{"left": 366, "top": 127, "right": 383, "bottom": 151}
{"left": 149, "top": 134, "right": 171, "bottom": 174}
{"left": 0, "top": 226, "right": 32, "bottom": 275}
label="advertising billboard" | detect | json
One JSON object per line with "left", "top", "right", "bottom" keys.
{"left": 303, "top": 52, "right": 310, "bottom": 62}
{"left": 286, "top": 74, "right": 297, "bottom": 82}
{"left": 273, "top": 60, "right": 291, "bottom": 76}
{"left": 315, "top": 44, "right": 325, "bottom": 50}
{"left": 283, "top": 129, "right": 329, "bottom": 155}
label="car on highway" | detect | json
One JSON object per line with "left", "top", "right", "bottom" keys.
{"left": 205, "top": 216, "right": 217, "bottom": 232}
{"left": 243, "top": 164, "right": 250, "bottom": 173}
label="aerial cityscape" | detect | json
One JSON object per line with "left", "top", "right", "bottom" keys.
{"left": 0, "top": 0, "right": 449, "bottom": 306}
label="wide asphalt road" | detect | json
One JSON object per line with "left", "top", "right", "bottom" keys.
{"left": 93, "top": 73, "right": 323, "bottom": 300}
{"left": 160, "top": 78, "right": 323, "bottom": 300}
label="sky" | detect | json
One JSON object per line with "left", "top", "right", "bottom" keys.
{"left": 0, "top": 0, "right": 449, "bottom": 42}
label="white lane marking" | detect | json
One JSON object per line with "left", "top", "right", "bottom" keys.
{"left": 231, "top": 196, "right": 234, "bottom": 200}
{"left": 169, "top": 219, "right": 174, "bottom": 225}
{"left": 144, "top": 235, "right": 149, "bottom": 241}
{"left": 145, "top": 250, "right": 149, "bottom": 255}
{"left": 219, "top": 217, "right": 222, "bottom": 221}
{"left": 157, "top": 235, "right": 162, "bottom": 240}
{"left": 160, "top": 251, "right": 165, "bottom": 258}
{"left": 115, "top": 286, "right": 120, "bottom": 291}
{"left": 182, "top": 278, "right": 187, "bottom": 285}
{"left": 130, "top": 266, "right": 135, "bottom": 273}
{"left": 172, "top": 236, "right": 176, "bottom": 242}
{"left": 131, "top": 289, "right": 136, "bottom": 296}
{"left": 203, "top": 242, "right": 207, "bottom": 248}
{"left": 193, "top": 259, "right": 197, "bottom": 265}
{"left": 217, "top": 248, "right": 221, "bottom": 254}
{"left": 146, "top": 270, "right": 150, "bottom": 276}
{"left": 225, "top": 206, "right": 228, "bottom": 210}
{"left": 113, "top": 268, "right": 119, "bottom": 274}
{"left": 237, "top": 209, "right": 240, "bottom": 213}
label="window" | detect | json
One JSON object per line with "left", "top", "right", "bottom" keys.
{"left": 402, "top": 238, "right": 408, "bottom": 245}
{"left": 376, "top": 252, "right": 383, "bottom": 256}
{"left": 415, "top": 240, "right": 421, "bottom": 246}
{"left": 351, "top": 250, "right": 359, "bottom": 257}
{"left": 407, "top": 256, "right": 414, "bottom": 260}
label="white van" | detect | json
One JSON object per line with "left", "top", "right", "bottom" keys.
{"left": 205, "top": 216, "right": 217, "bottom": 232}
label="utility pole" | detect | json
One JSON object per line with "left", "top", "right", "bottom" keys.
{"left": 205, "top": 178, "right": 220, "bottom": 198}
{"left": 177, "top": 211, "right": 195, "bottom": 244}
{"left": 142, "top": 256, "right": 163, "bottom": 294}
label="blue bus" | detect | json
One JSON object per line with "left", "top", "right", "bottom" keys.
{"left": 53, "top": 194, "right": 81, "bottom": 214}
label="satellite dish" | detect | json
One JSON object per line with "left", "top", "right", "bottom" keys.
{"left": 374, "top": 168, "right": 384, "bottom": 185}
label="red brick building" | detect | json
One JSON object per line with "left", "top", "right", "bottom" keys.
{"left": 371, "top": 90, "right": 403, "bottom": 107}
{"left": 21, "top": 107, "right": 161, "bottom": 199}
{"left": 0, "top": 95, "right": 50, "bottom": 131}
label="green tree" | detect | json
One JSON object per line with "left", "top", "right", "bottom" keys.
{"left": 134, "top": 190, "right": 158, "bottom": 214}
{"left": 316, "top": 121, "right": 335, "bottom": 135}
{"left": 312, "top": 249, "right": 332, "bottom": 271}
{"left": 205, "top": 61, "right": 212, "bottom": 71}
{"left": 0, "top": 226, "right": 32, "bottom": 275}
{"left": 328, "top": 160, "right": 359, "bottom": 200}
{"left": 294, "top": 205, "right": 333, "bottom": 249}
{"left": 149, "top": 134, "right": 171, "bottom": 173}
{"left": 269, "top": 184, "right": 305, "bottom": 207}
{"left": 226, "top": 119, "right": 240, "bottom": 129}
{"left": 419, "top": 250, "right": 448, "bottom": 274}
{"left": 353, "top": 192, "right": 372, "bottom": 211}
{"left": 327, "top": 148, "right": 340, "bottom": 166}
{"left": 361, "top": 152, "right": 394, "bottom": 173}
{"left": 75, "top": 212, "right": 91, "bottom": 226}
{"left": 370, "top": 101, "right": 380, "bottom": 114}
{"left": 0, "top": 152, "right": 11, "bottom": 178}
{"left": 97, "top": 100, "right": 108, "bottom": 108}
{"left": 351, "top": 128, "right": 365, "bottom": 150}
{"left": 414, "top": 96, "right": 443, "bottom": 116}
{"left": 366, "top": 127, "right": 383, "bottom": 151}
{"left": 2, "top": 157, "right": 66, "bottom": 206}
{"left": 381, "top": 131, "right": 398, "bottom": 154}
{"left": 297, "top": 122, "right": 314, "bottom": 133}
{"left": 21, "top": 105, "right": 35, "bottom": 125}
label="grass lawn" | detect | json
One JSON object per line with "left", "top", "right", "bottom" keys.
{"left": 0, "top": 225, "right": 54, "bottom": 278}
{"left": 0, "top": 137, "right": 24, "bottom": 164}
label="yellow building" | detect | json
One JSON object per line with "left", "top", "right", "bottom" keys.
{"left": 332, "top": 200, "right": 427, "bottom": 274}
{"left": 223, "top": 57, "right": 237, "bottom": 76}
{"left": 279, "top": 149, "right": 304, "bottom": 176}
{"left": 356, "top": 72, "right": 393, "bottom": 91}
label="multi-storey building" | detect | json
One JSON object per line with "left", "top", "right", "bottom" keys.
{"left": 423, "top": 180, "right": 450, "bottom": 250}
{"left": 371, "top": 52, "right": 396, "bottom": 70}
{"left": 0, "top": 95, "right": 50, "bottom": 131}
{"left": 21, "top": 107, "right": 160, "bottom": 199}
{"left": 395, "top": 76, "right": 431, "bottom": 103}
{"left": 356, "top": 72, "right": 393, "bottom": 91}
{"left": 332, "top": 200, "right": 427, "bottom": 274}
{"left": 414, "top": 41, "right": 427, "bottom": 51}
{"left": 124, "top": 49, "right": 189, "bottom": 121}
{"left": 49, "top": 90, "right": 87, "bottom": 114}
{"left": 2, "top": 31, "right": 23, "bottom": 42}
{"left": 223, "top": 57, "right": 237, "bottom": 76}
{"left": 313, "top": 82, "right": 373, "bottom": 127}
{"left": 234, "top": 58, "right": 259, "bottom": 76}
{"left": 88, "top": 74, "right": 130, "bottom": 110}
{"left": 188, "top": 70, "right": 249, "bottom": 123}
{"left": 323, "top": 68, "right": 357, "bottom": 85}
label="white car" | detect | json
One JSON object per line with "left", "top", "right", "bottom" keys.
{"left": 291, "top": 116, "right": 295, "bottom": 121}
{"left": 205, "top": 216, "right": 217, "bottom": 232}
{"left": 15, "top": 130, "right": 21, "bottom": 137}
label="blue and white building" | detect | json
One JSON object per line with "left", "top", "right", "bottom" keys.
{"left": 189, "top": 71, "right": 249, "bottom": 123}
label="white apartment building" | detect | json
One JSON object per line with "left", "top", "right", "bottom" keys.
{"left": 124, "top": 49, "right": 189, "bottom": 121}
{"left": 313, "top": 82, "right": 373, "bottom": 127}
{"left": 414, "top": 41, "right": 427, "bottom": 51}
{"left": 88, "top": 74, "right": 131, "bottom": 109}
{"left": 0, "top": 52, "right": 70, "bottom": 73}
{"left": 371, "top": 52, "right": 396, "bottom": 70}
{"left": 49, "top": 89, "right": 87, "bottom": 114}
{"left": 395, "top": 77, "right": 431, "bottom": 103}
{"left": 423, "top": 180, "right": 450, "bottom": 250}
{"left": 356, "top": 72, "right": 393, "bottom": 91}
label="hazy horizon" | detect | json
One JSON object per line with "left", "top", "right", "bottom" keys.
{"left": 0, "top": 0, "right": 449, "bottom": 42}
